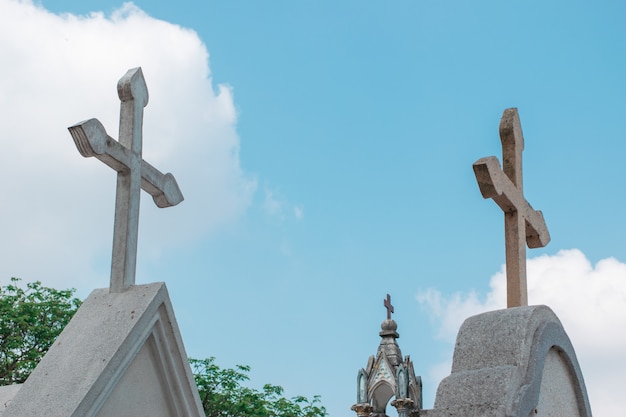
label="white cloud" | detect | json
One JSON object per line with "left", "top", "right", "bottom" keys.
{"left": 264, "top": 189, "right": 285, "bottom": 217}
{"left": 263, "top": 187, "right": 303, "bottom": 221}
{"left": 293, "top": 205, "right": 304, "bottom": 220}
{"left": 417, "top": 249, "right": 626, "bottom": 417}
{"left": 0, "top": 0, "right": 256, "bottom": 290}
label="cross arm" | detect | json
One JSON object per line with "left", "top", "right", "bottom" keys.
{"left": 69, "top": 118, "right": 130, "bottom": 172}
{"left": 68, "top": 118, "right": 184, "bottom": 208}
{"left": 140, "top": 162, "right": 184, "bottom": 208}
{"left": 473, "top": 156, "right": 550, "bottom": 248}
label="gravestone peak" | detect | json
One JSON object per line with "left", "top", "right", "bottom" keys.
{"left": 68, "top": 67, "right": 184, "bottom": 293}
{"left": 473, "top": 108, "right": 550, "bottom": 307}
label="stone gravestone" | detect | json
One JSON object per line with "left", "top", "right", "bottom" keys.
{"left": 424, "top": 305, "right": 592, "bottom": 417}
{"left": 2, "top": 68, "right": 204, "bottom": 417}
{"left": 421, "top": 108, "right": 592, "bottom": 417}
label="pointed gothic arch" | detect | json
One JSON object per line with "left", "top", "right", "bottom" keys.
{"left": 351, "top": 296, "right": 421, "bottom": 417}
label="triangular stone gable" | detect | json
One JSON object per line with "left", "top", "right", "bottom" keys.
{"left": 4, "top": 282, "right": 204, "bottom": 417}
{"left": 372, "top": 353, "right": 394, "bottom": 382}
{"left": 370, "top": 351, "right": 397, "bottom": 394}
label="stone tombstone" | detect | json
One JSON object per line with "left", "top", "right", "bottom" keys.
{"left": 2, "top": 68, "right": 204, "bottom": 417}
{"left": 422, "top": 306, "right": 592, "bottom": 417}
{"left": 3, "top": 283, "right": 204, "bottom": 417}
{"left": 418, "top": 109, "right": 592, "bottom": 417}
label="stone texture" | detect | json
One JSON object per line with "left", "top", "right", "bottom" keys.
{"left": 68, "top": 67, "right": 183, "bottom": 293}
{"left": 473, "top": 108, "right": 550, "bottom": 307}
{"left": 534, "top": 348, "right": 582, "bottom": 417}
{"left": 0, "top": 385, "right": 21, "bottom": 415}
{"left": 425, "top": 305, "right": 592, "bottom": 417}
{"left": 4, "top": 282, "right": 204, "bottom": 417}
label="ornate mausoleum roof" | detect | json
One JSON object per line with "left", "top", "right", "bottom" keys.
{"left": 351, "top": 295, "right": 422, "bottom": 417}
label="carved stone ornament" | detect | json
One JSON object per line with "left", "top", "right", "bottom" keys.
{"left": 351, "top": 295, "right": 422, "bottom": 417}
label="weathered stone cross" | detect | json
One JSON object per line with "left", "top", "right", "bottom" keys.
{"left": 384, "top": 294, "right": 394, "bottom": 319}
{"left": 68, "top": 67, "right": 183, "bottom": 293}
{"left": 473, "top": 108, "right": 550, "bottom": 308}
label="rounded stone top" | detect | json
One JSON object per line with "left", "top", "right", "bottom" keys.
{"left": 381, "top": 319, "right": 397, "bottom": 331}
{"left": 380, "top": 319, "right": 400, "bottom": 338}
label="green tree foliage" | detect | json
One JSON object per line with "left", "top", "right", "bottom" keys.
{"left": 190, "top": 357, "right": 327, "bottom": 417}
{"left": 0, "top": 277, "right": 82, "bottom": 384}
{"left": 0, "top": 279, "right": 326, "bottom": 417}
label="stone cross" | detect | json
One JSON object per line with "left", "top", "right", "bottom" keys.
{"left": 473, "top": 108, "right": 550, "bottom": 308}
{"left": 68, "top": 67, "right": 183, "bottom": 293}
{"left": 384, "top": 294, "right": 394, "bottom": 319}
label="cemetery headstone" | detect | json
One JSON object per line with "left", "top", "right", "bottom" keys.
{"left": 473, "top": 108, "right": 550, "bottom": 308}
{"left": 3, "top": 68, "right": 204, "bottom": 417}
{"left": 421, "top": 108, "right": 592, "bottom": 417}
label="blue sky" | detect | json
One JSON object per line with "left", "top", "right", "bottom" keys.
{"left": 1, "top": 0, "right": 625, "bottom": 415}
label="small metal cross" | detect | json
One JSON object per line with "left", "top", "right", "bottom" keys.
{"left": 473, "top": 108, "right": 550, "bottom": 308}
{"left": 68, "top": 67, "right": 183, "bottom": 293}
{"left": 384, "top": 294, "right": 394, "bottom": 319}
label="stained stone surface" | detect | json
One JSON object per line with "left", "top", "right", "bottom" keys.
{"left": 423, "top": 305, "right": 592, "bottom": 417}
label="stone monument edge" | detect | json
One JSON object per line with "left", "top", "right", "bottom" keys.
{"left": 428, "top": 305, "right": 593, "bottom": 417}
{"left": 4, "top": 282, "right": 204, "bottom": 417}
{"left": 512, "top": 318, "right": 592, "bottom": 417}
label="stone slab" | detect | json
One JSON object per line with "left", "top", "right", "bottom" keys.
{"left": 0, "top": 385, "right": 21, "bottom": 415}
{"left": 4, "top": 282, "right": 204, "bottom": 417}
{"left": 426, "top": 305, "right": 592, "bottom": 417}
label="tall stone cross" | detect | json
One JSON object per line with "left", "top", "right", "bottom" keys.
{"left": 384, "top": 294, "right": 394, "bottom": 319}
{"left": 68, "top": 67, "right": 184, "bottom": 293}
{"left": 473, "top": 108, "right": 550, "bottom": 308}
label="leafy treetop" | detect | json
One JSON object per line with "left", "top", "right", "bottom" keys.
{"left": 0, "top": 277, "right": 82, "bottom": 384}
{"left": 0, "top": 279, "right": 327, "bottom": 417}
{"left": 191, "top": 357, "right": 327, "bottom": 417}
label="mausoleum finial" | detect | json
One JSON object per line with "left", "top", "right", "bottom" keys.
{"left": 68, "top": 67, "right": 184, "bottom": 293}
{"left": 473, "top": 108, "right": 550, "bottom": 308}
{"left": 351, "top": 296, "right": 422, "bottom": 417}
